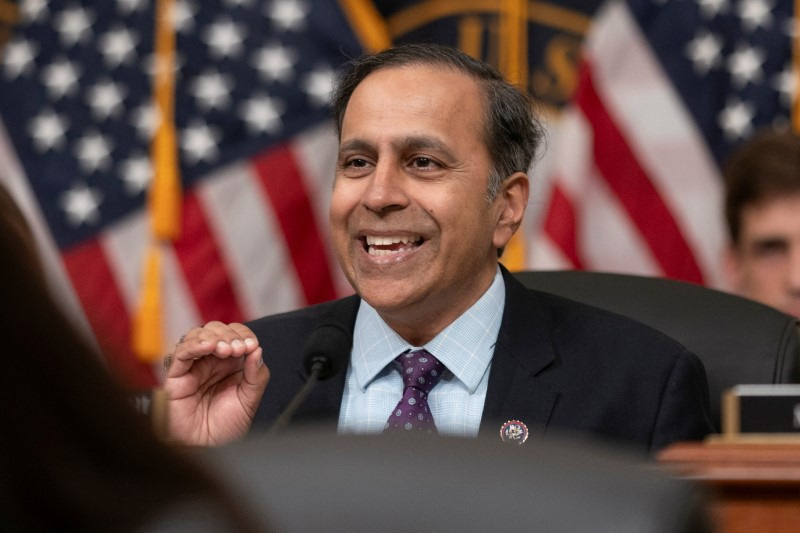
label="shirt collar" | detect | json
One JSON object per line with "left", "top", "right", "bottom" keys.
{"left": 351, "top": 267, "right": 505, "bottom": 393}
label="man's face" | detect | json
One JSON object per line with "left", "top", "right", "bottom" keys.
{"left": 725, "top": 193, "right": 800, "bottom": 318}
{"left": 330, "top": 65, "right": 526, "bottom": 343}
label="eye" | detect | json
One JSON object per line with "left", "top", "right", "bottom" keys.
{"left": 410, "top": 156, "right": 439, "bottom": 169}
{"left": 750, "top": 239, "right": 788, "bottom": 259}
{"left": 337, "top": 155, "right": 374, "bottom": 178}
{"left": 347, "top": 158, "right": 369, "bottom": 168}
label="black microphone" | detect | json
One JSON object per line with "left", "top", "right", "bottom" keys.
{"left": 268, "top": 322, "right": 351, "bottom": 435}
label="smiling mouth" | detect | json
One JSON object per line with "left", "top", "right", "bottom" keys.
{"left": 362, "top": 235, "right": 424, "bottom": 256}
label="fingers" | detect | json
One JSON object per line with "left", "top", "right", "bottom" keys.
{"left": 165, "top": 321, "right": 260, "bottom": 378}
{"left": 182, "top": 321, "right": 258, "bottom": 355}
{"left": 239, "top": 347, "right": 270, "bottom": 414}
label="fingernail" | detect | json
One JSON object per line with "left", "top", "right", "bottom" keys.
{"left": 217, "top": 341, "right": 229, "bottom": 351}
{"left": 231, "top": 339, "right": 243, "bottom": 350}
{"left": 256, "top": 355, "right": 263, "bottom": 368}
{"left": 244, "top": 337, "right": 256, "bottom": 348}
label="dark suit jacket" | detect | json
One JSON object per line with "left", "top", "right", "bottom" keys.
{"left": 249, "top": 266, "right": 713, "bottom": 452}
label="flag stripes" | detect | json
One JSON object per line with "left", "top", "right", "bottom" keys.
{"left": 173, "top": 192, "right": 244, "bottom": 325}
{"left": 576, "top": 63, "right": 705, "bottom": 283}
{"left": 533, "top": 0, "right": 738, "bottom": 288}
{"left": 253, "top": 144, "right": 338, "bottom": 306}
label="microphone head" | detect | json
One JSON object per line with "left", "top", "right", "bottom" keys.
{"left": 302, "top": 322, "right": 351, "bottom": 381}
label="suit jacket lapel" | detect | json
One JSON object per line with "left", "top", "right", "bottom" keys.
{"left": 297, "top": 268, "right": 560, "bottom": 437}
{"left": 479, "top": 267, "right": 560, "bottom": 439}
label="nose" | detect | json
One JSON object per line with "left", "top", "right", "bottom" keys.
{"left": 361, "top": 161, "right": 409, "bottom": 214}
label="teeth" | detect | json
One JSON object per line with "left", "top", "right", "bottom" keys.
{"left": 365, "top": 235, "right": 422, "bottom": 256}
{"left": 365, "top": 235, "right": 421, "bottom": 246}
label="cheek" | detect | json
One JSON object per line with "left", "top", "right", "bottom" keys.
{"left": 329, "top": 182, "right": 359, "bottom": 226}
{"left": 743, "top": 259, "right": 784, "bottom": 290}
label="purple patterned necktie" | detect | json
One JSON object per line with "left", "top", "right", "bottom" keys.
{"left": 384, "top": 349, "right": 445, "bottom": 433}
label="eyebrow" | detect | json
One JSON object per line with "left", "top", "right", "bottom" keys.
{"left": 338, "top": 138, "right": 373, "bottom": 155}
{"left": 750, "top": 237, "right": 789, "bottom": 249}
{"left": 338, "top": 135, "right": 457, "bottom": 161}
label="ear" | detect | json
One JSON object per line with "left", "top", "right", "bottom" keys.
{"left": 492, "top": 172, "right": 529, "bottom": 250}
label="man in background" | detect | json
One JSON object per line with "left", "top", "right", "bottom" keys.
{"left": 723, "top": 129, "right": 800, "bottom": 318}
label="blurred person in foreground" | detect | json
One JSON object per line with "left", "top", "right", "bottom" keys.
{"left": 0, "top": 184, "right": 264, "bottom": 532}
{"left": 164, "top": 43, "right": 713, "bottom": 453}
{"left": 723, "top": 128, "right": 800, "bottom": 318}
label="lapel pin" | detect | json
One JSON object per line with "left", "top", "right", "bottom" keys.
{"left": 499, "top": 419, "right": 529, "bottom": 444}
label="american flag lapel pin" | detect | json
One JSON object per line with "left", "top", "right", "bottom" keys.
{"left": 499, "top": 419, "right": 529, "bottom": 444}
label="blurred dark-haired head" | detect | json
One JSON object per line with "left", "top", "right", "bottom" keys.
{"left": 0, "top": 184, "right": 263, "bottom": 531}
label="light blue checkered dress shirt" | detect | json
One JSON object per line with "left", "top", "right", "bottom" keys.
{"left": 338, "top": 267, "right": 505, "bottom": 437}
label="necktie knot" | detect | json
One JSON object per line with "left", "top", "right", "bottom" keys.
{"left": 399, "top": 349, "right": 444, "bottom": 395}
{"left": 385, "top": 349, "right": 445, "bottom": 433}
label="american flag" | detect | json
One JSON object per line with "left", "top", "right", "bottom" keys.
{"left": 0, "top": 0, "right": 363, "bottom": 388}
{"left": 530, "top": 0, "right": 797, "bottom": 288}
{"left": 4, "top": 0, "right": 793, "bottom": 388}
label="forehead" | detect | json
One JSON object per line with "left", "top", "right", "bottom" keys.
{"left": 740, "top": 193, "right": 800, "bottom": 240}
{"left": 341, "top": 64, "right": 486, "bottom": 140}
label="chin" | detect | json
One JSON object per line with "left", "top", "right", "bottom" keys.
{"left": 783, "top": 305, "right": 800, "bottom": 319}
{"left": 356, "top": 282, "right": 422, "bottom": 313}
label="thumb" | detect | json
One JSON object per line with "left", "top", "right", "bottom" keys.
{"left": 239, "top": 347, "right": 269, "bottom": 413}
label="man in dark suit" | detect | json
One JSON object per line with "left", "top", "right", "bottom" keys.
{"left": 164, "top": 43, "right": 713, "bottom": 452}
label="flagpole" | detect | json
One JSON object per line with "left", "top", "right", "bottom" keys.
{"left": 134, "top": 0, "right": 181, "bottom": 364}
{"left": 499, "top": 0, "right": 529, "bottom": 272}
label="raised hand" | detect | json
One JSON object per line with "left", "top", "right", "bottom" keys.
{"left": 163, "top": 321, "right": 269, "bottom": 446}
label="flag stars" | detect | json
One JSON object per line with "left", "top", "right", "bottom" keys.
{"left": 86, "top": 79, "right": 126, "bottom": 120}
{"left": 41, "top": 57, "right": 81, "bottom": 99}
{"left": 204, "top": 18, "right": 246, "bottom": 59}
{"left": 99, "top": 26, "right": 139, "bottom": 68}
{"left": 697, "top": 0, "right": 729, "bottom": 18}
{"left": 131, "top": 102, "right": 160, "bottom": 141}
{"left": 20, "top": 0, "right": 49, "bottom": 23}
{"left": 28, "top": 110, "right": 68, "bottom": 152}
{"left": 190, "top": 70, "right": 234, "bottom": 111}
{"left": 171, "top": 0, "right": 198, "bottom": 33}
{"left": 685, "top": 30, "right": 722, "bottom": 74}
{"left": 726, "top": 44, "right": 764, "bottom": 88}
{"left": 737, "top": 0, "right": 772, "bottom": 32}
{"left": 718, "top": 98, "right": 755, "bottom": 140}
{"left": 116, "top": 0, "right": 147, "bottom": 14}
{"left": 120, "top": 154, "right": 152, "bottom": 195}
{"left": 181, "top": 121, "right": 220, "bottom": 164}
{"left": 3, "top": 39, "right": 38, "bottom": 79}
{"left": 144, "top": 51, "right": 186, "bottom": 80}
{"left": 302, "top": 66, "right": 334, "bottom": 107}
{"left": 782, "top": 16, "right": 799, "bottom": 42}
{"left": 771, "top": 63, "right": 797, "bottom": 108}
{"left": 269, "top": 0, "right": 308, "bottom": 32}
{"left": 239, "top": 94, "right": 284, "bottom": 134}
{"left": 60, "top": 183, "right": 103, "bottom": 226}
{"left": 53, "top": 5, "right": 94, "bottom": 47}
{"left": 75, "top": 130, "right": 114, "bottom": 174}
{"left": 252, "top": 43, "right": 297, "bottom": 83}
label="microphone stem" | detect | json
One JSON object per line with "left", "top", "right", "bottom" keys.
{"left": 268, "top": 364, "right": 321, "bottom": 435}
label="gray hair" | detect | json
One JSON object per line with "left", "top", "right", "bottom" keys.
{"left": 330, "top": 43, "right": 543, "bottom": 201}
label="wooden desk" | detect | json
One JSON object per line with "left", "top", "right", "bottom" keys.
{"left": 658, "top": 440, "right": 800, "bottom": 533}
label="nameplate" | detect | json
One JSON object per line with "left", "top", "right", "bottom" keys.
{"left": 722, "top": 385, "right": 800, "bottom": 436}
